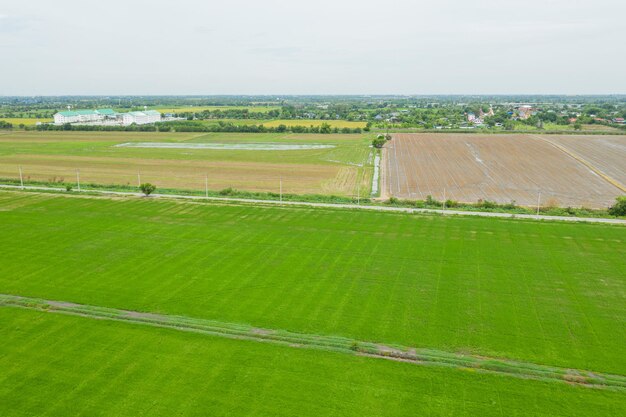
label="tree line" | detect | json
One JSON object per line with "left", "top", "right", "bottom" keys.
{"left": 32, "top": 121, "right": 363, "bottom": 134}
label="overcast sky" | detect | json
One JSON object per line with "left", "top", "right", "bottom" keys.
{"left": 1, "top": 0, "right": 624, "bottom": 95}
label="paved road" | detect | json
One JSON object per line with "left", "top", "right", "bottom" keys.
{"left": 2, "top": 184, "right": 625, "bottom": 225}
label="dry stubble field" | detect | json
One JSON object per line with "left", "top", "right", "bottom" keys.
{"left": 0, "top": 131, "right": 373, "bottom": 196}
{"left": 385, "top": 133, "right": 626, "bottom": 208}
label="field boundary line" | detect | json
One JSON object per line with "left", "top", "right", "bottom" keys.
{"left": 1, "top": 185, "right": 625, "bottom": 225}
{"left": 531, "top": 135, "right": 626, "bottom": 193}
{"left": 1, "top": 293, "right": 625, "bottom": 390}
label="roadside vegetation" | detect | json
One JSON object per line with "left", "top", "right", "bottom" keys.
{"left": 139, "top": 183, "right": 156, "bottom": 196}
{"left": 2, "top": 177, "right": 625, "bottom": 219}
{"left": 609, "top": 196, "right": 626, "bottom": 216}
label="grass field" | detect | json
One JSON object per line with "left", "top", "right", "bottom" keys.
{"left": 511, "top": 122, "right": 622, "bottom": 132}
{"left": 2, "top": 307, "right": 625, "bottom": 417}
{"left": 262, "top": 119, "right": 367, "bottom": 128}
{"left": 153, "top": 106, "right": 280, "bottom": 113}
{"left": 197, "top": 118, "right": 271, "bottom": 125}
{"left": 0, "top": 191, "right": 624, "bottom": 375}
{"left": 1, "top": 191, "right": 625, "bottom": 415}
{"left": 0, "top": 131, "right": 374, "bottom": 196}
{"left": 0, "top": 117, "right": 53, "bottom": 126}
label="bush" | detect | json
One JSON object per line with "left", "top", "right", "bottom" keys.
{"left": 218, "top": 187, "right": 237, "bottom": 196}
{"left": 503, "top": 200, "right": 517, "bottom": 209}
{"left": 477, "top": 199, "right": 498, "bottom": 209}
{"left": 425, "top": 195, "right": 440, "bottom": 207}
{"left": 444, "top": 199, "right": 458, "bottom": 208}
{"left": 388, "top": 196, "right": 399, "bottom": 204}
{"left": 65, "top": 185, "right": 73, "bottom": 192}
{"left": 608, "top": 196, "right": 626, "bottom": 216}
{"left": 139, "top": 183, "right": 156, "bottom": 196}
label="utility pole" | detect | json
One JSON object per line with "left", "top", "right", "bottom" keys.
{"left": 137, "top": 173, "right": 141, "bottom": 187}
{"left": 279, "top": 176, "right": 283, "bottom": 203}
{"left": 357, "top": 183, "right": 360, "bottom": 205}
{"left": 442, "top": 188, "right": 446, "bottom": 213}
{"left": 205, "top": 174, "right": 208, "bottom": 198}
{"left": 19, "top": 166, "right": 24, "bottom": 189}
{"left": 536, "top": 192, "right": 541, "bottom": 216}
{"left": 76, "top": 169, "right": 81, "bottom": 192}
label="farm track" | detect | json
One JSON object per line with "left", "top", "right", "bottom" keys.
{"left": 2, "top": 293, "right": 625, "bottom": 390}
{"left": 2, "top": 185, "right": 626, "bottom": 224}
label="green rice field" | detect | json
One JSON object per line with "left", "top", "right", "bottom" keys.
{"left": 0, "top": 191, "right": 624, "bottom": 415}
{"left": 2, "top": 307, "right": 625, "bottom": 417}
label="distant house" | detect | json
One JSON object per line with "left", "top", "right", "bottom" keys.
{"left": 518, "top": 105, "right": 534, "bottom": 120}
{"left": 612, "top": 118, "right": 625, "bottom": 124}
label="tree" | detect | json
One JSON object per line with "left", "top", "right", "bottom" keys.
{"left": 372, "top": 137, "right": 386, "bottom": 148}
{"left": 140, "top": 183, "right": 156, "bottom": 196}
{"left": 573, "top": 121, "right": 582, "bottom": 131}
{"left": 608, "top": 196, "right": 626, "bottom": 216}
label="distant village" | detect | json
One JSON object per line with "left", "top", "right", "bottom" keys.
{"left": 369, "top": 103, "right": 625, "bottom": 130}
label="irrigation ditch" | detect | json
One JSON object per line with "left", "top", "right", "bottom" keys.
{"left": 1, "top": 293, "right": 625, "bottom": 390}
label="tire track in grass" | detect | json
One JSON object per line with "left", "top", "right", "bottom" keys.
{"left": 2, "top": 293, "right": 625, "bottom": 390}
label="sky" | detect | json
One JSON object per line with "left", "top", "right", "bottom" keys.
{"left": 1, "top": 0, "right": 625, "bottom": 95}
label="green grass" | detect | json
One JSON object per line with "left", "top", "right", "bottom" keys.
{"left": 262, "top": 119, "right": 367, "bottom": 128}
{"left": 0, "top": 191, "right": 624, "bottom": 376}
{"left": 0, "top": 117, "right": 53, "bottom": 126}
{"left": 2, "top": 308, "right": 624, "bottom": 417}
{"left": 195, "top": 118, "right": 272, "bottom": 125}
{"left": 152, "top": 105, "right": 280, "bottom": 113}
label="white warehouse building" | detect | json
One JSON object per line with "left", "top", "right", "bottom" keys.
{"left": 53, "top": 109, "right": 161, "bottom": 126}
{"left": 122, "top": 110, "right": 162, "bottom": 125}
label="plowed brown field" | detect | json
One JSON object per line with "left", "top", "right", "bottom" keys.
{"left": 385, "top": 133, "right": 626, "bottom": 208}
{"left": 539, "top": 135, "right": 626, "bottom": 187}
